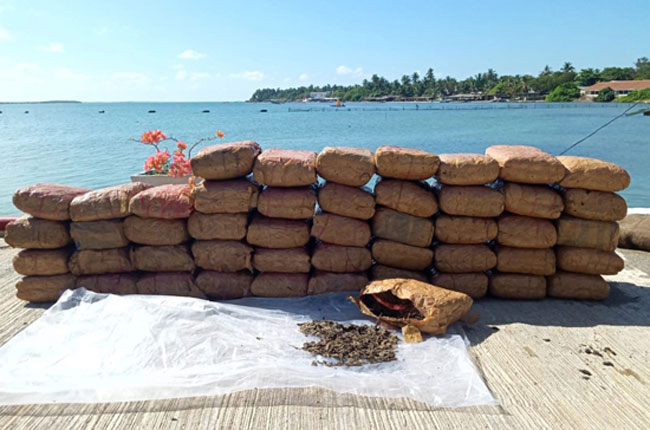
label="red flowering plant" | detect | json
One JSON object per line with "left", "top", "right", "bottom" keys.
{"left": 135, "top": 130, "right": 226, "bottom": 178}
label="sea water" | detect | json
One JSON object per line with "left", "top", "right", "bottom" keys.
{"left": 1, "top": 101, "right": 648, "bottom": 215}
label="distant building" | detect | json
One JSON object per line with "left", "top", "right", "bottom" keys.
{"left": 581, "top": 80, "right": 650, "bottom": 99}
{"left": 309, "top": 91, "right": 330, "bottom": 100}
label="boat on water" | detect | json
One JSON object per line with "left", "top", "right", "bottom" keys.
{"left": 260, "top": 109, "right": 268, "bottom": 113}
{"left": 330, "top": 99, "right": 345, "bottom": 108}
{"left": 148, "top": 110, "right": 156, "bottom": 113}
{"left": 202, "top": 110, "right": 210, "bottom": 113}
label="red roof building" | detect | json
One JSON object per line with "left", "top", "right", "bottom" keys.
{"left": 581, "top": 80, "right": 650, "bottom": 98}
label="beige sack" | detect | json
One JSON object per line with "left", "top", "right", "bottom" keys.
{"left": 503, "top": 182, "right": 563, "bottom": 219}
{"left": 497, "top": 214, "right": 557, "bottom": 248}
{"left": 618, "top": 214, "right": 650, "bottom": 251}
{"left": 375, "top": 179, "right": 437, "bottom": 217}
{"left": 316, "top": 146, "right": 376, "bottom": 186}
{"left": 317, "top": 182, "right": 376, "bottom": 220}
{"left": 485, "top": 145, "right": 565, "bottom": 184}
{"left": 430, "top": 272, "right": 488, "bottom": 299}
{"left": 311, "top": 212, "right": 371, "bottom": 247}
{"left": 13, "top": 248, "right": 71, "bottom": 276}
{"left": 131, "top": 245, "right": 195, "bottom": 272}
{"left": 69, "top": 248, "right": 134, "bottom": 275}
{"left": 371, "top": 239, "right": 433, "bottom": 270}
{"left": 246, "top": 215, "right": 310, "bottom": 248}
{"left": 556, "top": 215, "right": 619, "bottom": 252}
{"left": 438, "top": 185, "right": 504, "bottom": 217}
{"left": 195, "top": 271, "right": 253, "bottom": 300}
{"left": 4, "top": 215, "right": 70, "bottom": 249}
{"left": 70, "top": 182, "right": 152, "bottom": 221}
{"left": 435, "top": 215, "right": 497, "bottom": 244}
{"left": 190, "top": 140, "right": 262, "bottom": 180}
{"left": 371, "top": 207, "right": 434, "bottom": 247}
{"left": 496, "top": 246, "right": 555, "bottom": 275}
{"left": 257, "top": 187, "right": 316, "bottom": 219}
{"left": 489, "top": 273, "right": 546, "bottom": 299}
{"left": 76, "top": 273, "right": 139, "bottom": 295}
{"left": 308, "top": 271, "right": 369, "bottom": 295}
{"left": 129, "top": 184, "right": 193, "bottom": 219}
{"left": 253, "top": 149, "right": 317, "bottom": 187}
{"left": 192, "top": 179, "right": 259, "bottom": 214}
{"left": 123, "top": 216, "right": 189, "bottom": 245}
{"left": 13, "top": 184, "right": 90, "bottom": 221}
{"left": 563, "top": 189, "right": 627, "bottom": 221}
{"left": 136, "top": 272, "right": 206, "bottom": 298}
{"left": 437, "top": 153, "right": 499, "bottom": 185}
{"left": 191, "top": 240, "right": 253, "bottom": 272}
{"left": 434, "top": 244, "right": 496, "bottom": 273}
{"left": 371, "top": 264, "right": 428, "bottom": 283}
{"left": 187, "top": 212, "right": 247, "bottom": 240}
{"left": 251, "top": 273, "right": 309, "bottom": 297}
{"left": 555, "top": 246, "right": 624, "bottom": 275}
{"left": 16, "top": 274, "right": 76, "bottom": 302}
{"left": 311, "top": 243, "right": 372, "bottom": 272}
{"left": 557, "top": 156, "right": 630, "bottom": 192}
{"left": 70, "top": 220, "right": 129, "bottom": 250}
{"left": 252, "top": 247, "right": 311, "bottom": 273}
{"left": 375, "top": 146, "right": 439, "bottom": 180}
{"left": 547, "top": 272, "right": 609, "bottom": 300}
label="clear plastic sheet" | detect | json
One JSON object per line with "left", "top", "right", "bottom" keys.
{"left": 0, "top": 288, "right": 496, "bottom": 407}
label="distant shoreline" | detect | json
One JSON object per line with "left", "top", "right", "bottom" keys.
{"left": 0, "top": 100, "right": 81, "bottom": 105}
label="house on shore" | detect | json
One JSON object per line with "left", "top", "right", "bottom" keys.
{"left": 581, "top": 80, "right": 650, "bottom": 99}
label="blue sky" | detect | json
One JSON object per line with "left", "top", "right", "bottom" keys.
{"left": 0, "top": 0, "right": 648, "bottom": 101}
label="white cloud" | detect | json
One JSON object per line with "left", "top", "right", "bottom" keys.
{"left": 178, "top": 49, "right": 206, "bottom": 60}
{"left": 336, "top": 65, "right": 363, "bottom": 77}
{"left": 190, "top": 72, "right": 211, "bottom": 81}
{"left": 95, "top": 26, "right": 108, "bottom": 36}
{"left": 54, "top": 67, "right": 91, "bottom": 81}
{"left": 15, "top": 62, "right": 40, "bottom": 72}
{"left": 112, "top": 72, "right": 149, "bottom": 85}
{"left": 299, "top": 73, "right": 309, "bottom": 81}
{"left": 0, "top": 27, "right": 10, "bottom": 41}
{"left": 40, "top": 42, "right": 64, "bottom": 53}
{"left": 175, "top": 69, "right": 188, "bottom": 80}
{"left": 230, "top": 70, "right": 264, "bottom": 81}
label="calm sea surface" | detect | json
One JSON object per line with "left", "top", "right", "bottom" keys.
{"left": 1, "top": 101, "right": 648, "bottom": 215}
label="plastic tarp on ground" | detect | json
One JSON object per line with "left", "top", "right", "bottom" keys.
{"left": 0, "top": 288, "right": 496, "bottom": 407}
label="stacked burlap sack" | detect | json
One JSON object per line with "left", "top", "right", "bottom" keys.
{"left": 370, "top": 146, "right": 438, "bottom": 283}
{"left": 431, "top": 153, "right": 502, "bottom": 299}
{"left": 311, "top": 147, "right": 375, "bottom": 294}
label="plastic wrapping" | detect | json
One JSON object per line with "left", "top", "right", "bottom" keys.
{"left": 0, "top": 288, "right": 496, "bottom": 407}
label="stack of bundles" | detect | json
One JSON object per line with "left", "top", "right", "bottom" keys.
{"left": 249, "top": 148, "right": 316, "bottom": 297}
{"left": 189, "top": 141, "right": 262, "bottom": 299}
{"left": 8, "top": 184, "right": 90, "bottom": 301}
{"left": 485, "top": 145, "right": 566, "bottom": 300}
{"left": 432, "top": 154, "right": 501, "bottom": 299}
{"left": 371, "top": 146, "right": 439, "bottom": 282}
{"left": 549, "top": 156, "right": 629, "bottom": 300}
{"left": 312, "top": 147, "right": 375, "bottom": 294}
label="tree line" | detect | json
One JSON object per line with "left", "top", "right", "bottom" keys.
{"left": 249, "top": 57, "right": 650, "bottom": 102}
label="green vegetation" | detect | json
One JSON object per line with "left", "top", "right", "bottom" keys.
{"left": 594, "top": 87, "right": 615, "bottom": 102}
{"left": 249, "top": 57, "right": 650, "bottom": 102}
{"left": 616, "top": 88, "right": 650, "bottom": 102}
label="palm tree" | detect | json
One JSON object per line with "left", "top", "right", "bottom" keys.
{"left": 562, "top": 62, "right": 575, "bottom": 73}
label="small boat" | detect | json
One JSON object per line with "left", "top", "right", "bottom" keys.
{"left": 202, "top": 110, "right": 210, "bottom": 113}
{"left": 24, "top": 111, "right": 29, "bottom": 114}
{"left": 148, "top": 110, "right": 156, "bottom": 113}
{"left": 98, "top": 110, "right": 105, "bottom": 114}
{"left": 331, "top": 99, "right": 345, "bottom": 108}
{"left": 260, "top": 109, "right": 268, "bottom": 113}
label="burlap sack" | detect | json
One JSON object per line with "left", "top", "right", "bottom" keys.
{"left": 16, "top": 274, "right": 76, "bottom": 302}
{"left": 246, "top": 215, "right": 310, "bottom": 248}
{"left": 563, "top": 189, "right": 627, "bottom": 221}
{"left": 375, "top": 146, "right": 440, "bottom": 180}
{"left": 136, "top": 272, "right": 206, "bottom": 298}
{"left": 187, "top": 212, "right": 247, "bottom": 240}
{"left": 496, "top": 246, "right": 555, "bottom": 275}
{"left": 13, "top": 248, "right": 71, "bottom": 276}
{"left": 123, "top": 216, "right": 189, "bottom": 245}
{"left": 435, "top": 215, "right": 497, "bottom": 244}
{"left": 555, "top": 246, "right": 624, "bottom": 275}
{"left": 311, "top": 243, "right": 372, "bottom": 273}
{"left": 618, "top": 214, "right": 650, "bottom": 251}
{"left": 503, "top": 183, "right": 563, "bottom": 219}
{"left": 371, "top": 239, "right": 433, "bottom": 270}
{"left": 308, "top": 271, "right": 369, "bottom": 295}
{"left": 485, "top": 145, "right": 565, "bottom": 184}
{"left": 371, "top": 207, "right": 434, "bottom": 247}
{"left": 437, "top": 153, "right": 499, "bottom": 185}
{"left": 375, "top": 179, "right": 438, "bottom": 217}
{"left": 253, "top": 149, "right": 317, "bottom": 187}
{"left": 497, "top": 214, "right": 557, "bottom": 248}
{"left": 557, "top": 156, "right": 630, "bottom": 192}
{"left": 317, "top": 182, "right": 375, "bottom": 220}
{"left": 250, "top": 273, "right": 309, "bottom": 297}
{"left": 257, "top": 187, "right": 316, "bottom": 219}
{"left": 76, "top": 273, "right": 139, "bottom": 295}
{"left": 192, "top": 179, "right": 259, "bottom": 214}
{"left": 129, "top": 184, "right": 193, "bottom": 219}
{"left": 556, "top": 215, "right": 619, "bottom": 252}
{"left": 130, "top": 245, "right": 195, "bottom": 272}
{"left": 191, "top": 240, "right": 253, "bottom": 272}
{"left": 316, "top": 146, "right": 376, "bottom": 187}
{"left": 70, "top": 182, "right": 152, "bottom": 221}
{"left": 352, "top": 278, "right": 472, "bottom": 335}
{"left": 438, "top": 185, "right": 504, "bottom": 217}
{"left": 434, "top": 244, "right": 496, "bottom": 273}
{"left": 311, "top": 212, "right": 371, "bottom": 247}
{"left": 70, "top": 220, "right": 129, "bottom": 250}
{"left": 430, "top": 272, "right": 488, "bottom": 299}
{"left": 69, "top": 248, "right": 134, "bottom": 275}
{"left": 252, "top": 247, "right": 311, "bottom": 273}
{"left": 195, "top": 271, "right": 253, "bottom": 299}
{"left": 489, "top": 273, "right": 546, "bottom": 299}
{"left": 4, "top": 215, "right": 70, "bottom": 249}
{"left": 13, "top": 184, "right": 90, "bottom": 221}
{"left": 371, "top": 264, "right": 428, "bottom": 283}
{"left": 547, "top": 272, "right": 609, "bottom": 300}
{"left": 190, "top": 140, "right": 262, "bottom": 180}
